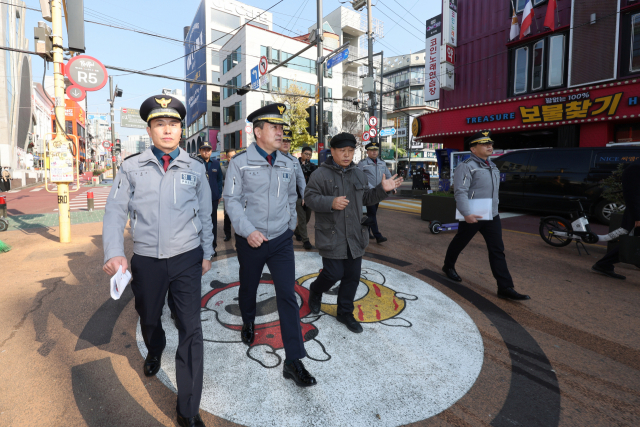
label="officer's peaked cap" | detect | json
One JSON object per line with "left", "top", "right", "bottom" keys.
{"left": 247, "top": 103, "right": 288, "bottom": 125}
{"left": 140, "top": 95, "right": 186, "bottom": 123}
{"left": 365, "top": 141, "right": 380, "bottom": 150}
{"left": 468, "top": 130, "right": 494, "bottom": 146}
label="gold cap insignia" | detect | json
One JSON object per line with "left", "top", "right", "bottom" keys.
{"left": 482, "top": 131, "right": 489, "bottom": 137}
{"left": 155, "top": 98, "right": 172, "bottom": 108}
{"left": 277, "top": 105, "right": 285, "bottom": 115}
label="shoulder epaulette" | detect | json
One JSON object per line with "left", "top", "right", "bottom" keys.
{"left": 463, "top": 158, "right": 472, "bottom": 164}
{"left": 124, "top": 152, "right": 141, "bottom": 161}
{"left": 234, "top": 150, "right": 247, "bottom": 158}
{"left": 191, "top": 155, "right": 204, "bottom": 164}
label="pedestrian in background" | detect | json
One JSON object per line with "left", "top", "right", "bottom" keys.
{"left": 357, "top": 141, "right": 392, "bottom": 243}
{"left": 0, "top": 168, "right": 10, "bottom": 192}
{"left": 224, "top": 103, "right": 317, "bottom": 387}
{"left": 592, "top": 157, "right": 640, "bottom": 279}
{"left": 441, "top": 131, "right": 530, "bottom": 301}
{"left": 305, "top": 133, "right": 403, "bottom": 333}
{"left": 197, "top": 141, "right": 223, "bottom": 256}
{"left": 221, "top": 148, "right": 236, "bottom": 242}
{"left": 102, "top": 95, "right": 213, "bottom": 427}
{"left": 279, "top": 128, "right": 311, "bottom": 249}
{"left": 295, "top": 146, "right": 317, "bottom": 249}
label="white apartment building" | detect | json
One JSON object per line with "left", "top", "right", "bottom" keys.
{"left": 184, "top": 0, "right": 273, "bottom": 154}
{"left": 0, "top": 1, "right": 32, "bottom": 169}
{"left": 219, "top": 24, "right": 343, "bottom": 150}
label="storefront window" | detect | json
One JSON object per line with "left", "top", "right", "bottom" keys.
{"left": 631, "top": 14, "right": 640, "bottom": 72}
{"left": 514, "top": 47, "right": 528, "bottom": 94}
{"left": 615, "top": 123, "right": 640, "bottom": 143}
{"left": 549, "top": 35, "right": 565, "bottom": 87}
{"left": 532, "top": 40, "right": 544, "bottom": 91}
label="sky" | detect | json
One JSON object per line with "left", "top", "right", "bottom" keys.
{"left": 24, "top": 0, "right": 440, "bottom": 140}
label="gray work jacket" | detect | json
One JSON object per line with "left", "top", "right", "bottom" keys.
{"left": 282, "top": 151, "right": 306, "bottom": 199}
{"left": 223, "top": 143, "right": 297, "bottom": 240}
{"left": 102, "top": 147, "right": 214, "bottom": 264}
{"left": 358, "top": 157, "right": 392, "bottom": 189}
{"left": 304, "top": 158, "right": 388, "bottom": 259}
{"left": 453, "top": 154, "right": 500, "bottom": 218}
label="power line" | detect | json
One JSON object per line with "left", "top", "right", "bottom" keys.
{"left": 377, "top": 0, "right": 425, "bottom": 40}
{"left": 373, "top": 5, "right": 425, "bottom": 43}
{"left": 390, "top": 0, "right": 425, "bottom": 28}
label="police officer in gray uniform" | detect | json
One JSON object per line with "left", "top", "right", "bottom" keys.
{"left": 358, "top": 141, "right": 392, "bottom": 243}
{"left": 442, "top": 131, "right": 530, "bottom": 301}
{"left": 103, "top": 95, "right": 212, "bottom": 427}
{"left": 279, "top": 127, "right": 311, "bottom": 249}
{"left": 224, "top": 103, "right": 317, "bottom": 387}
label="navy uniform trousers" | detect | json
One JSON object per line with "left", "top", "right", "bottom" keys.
{"left": 130, "top": 246, "right": 204, "bottom": 419}
{"left": 443, "top": 215, "right": 514, "bottom": 290}
{"left": 310, "top": 247, "right": 362, "bottom": 317}
{"left": 235, "top": 228, "right": 306, "bottom": 360}
{"left": 366, "top": 204, "right": 383, "bottom": 239}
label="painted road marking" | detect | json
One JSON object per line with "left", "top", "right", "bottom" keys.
{"left": 30, "top": 187, "right": 44, "bottom": 192}
{"left": 141, "top": 252, "right": 484, "bottom": 427}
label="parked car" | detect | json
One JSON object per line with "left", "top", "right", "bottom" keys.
{"left": 492, "top": 147, "right": 640, "bottom": 224}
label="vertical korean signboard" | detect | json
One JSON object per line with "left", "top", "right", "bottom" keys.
{"left": 442, "top": 0, "right": 457, "bottom": 47}
{"left": 425, "top": 15, "right": 442, "bottom": 103}
{"left": 185, "top": 0, "right": 207, "bottom": 127}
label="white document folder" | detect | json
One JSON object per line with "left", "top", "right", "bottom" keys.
{"left": 455, "top": 198, "right": 493, "bottom": 221}
{"left": 110, "top": 265, "right": 132, "bottom": 300}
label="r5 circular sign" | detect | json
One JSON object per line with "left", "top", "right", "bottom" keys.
{"left": 64, "top": 55, "right": 108, "bottom": 102}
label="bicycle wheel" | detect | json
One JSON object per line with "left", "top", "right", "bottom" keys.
{"left": 539, "top": 218, "right": 572, "bottom": 247}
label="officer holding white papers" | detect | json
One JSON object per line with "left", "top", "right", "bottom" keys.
{"left": 102, "top": 95, "right": 212, "bottom": 427}
{"left": 441, "top": 131, "right": 530, "bottom": 301}
{"left": 224, "top": 103, "right": 317, "bottom": 387}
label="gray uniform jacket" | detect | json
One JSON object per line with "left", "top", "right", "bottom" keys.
{"left": 282, "top": 151, "right": 306, "bottom": 199}
{"left": 453, "top": 153, "right": 500, "bottom": 218}
{"left": 304, "top": 158, "right": 388, "bottom": 259}
{"left": 358, "top": 157, "right": 392, "bottom": 189}
{"left": 102, "top": 148, "right": 214, "bottom": 264}
{"left": 223, "top": 143, "right": 297, "bottom": 240}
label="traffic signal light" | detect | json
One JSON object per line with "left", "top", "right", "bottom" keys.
{"left": 305, "top": 105, "right": 316, "bottom": 136}
{"left": 114, "top": 139, "right": 121, "bottom": 155}
{"left": 322, "top": 122, "right": 329, "bottom": 135}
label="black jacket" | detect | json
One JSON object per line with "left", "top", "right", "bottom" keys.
{"left": 304, "top": 157, "right": 388, "bottom": 259}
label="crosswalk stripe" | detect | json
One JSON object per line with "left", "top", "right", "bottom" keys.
{"left": 30, "top": 187, "right": 44, "bottom": 192}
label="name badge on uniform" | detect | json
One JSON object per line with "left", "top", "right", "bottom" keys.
{"left": 281, "top": 172, "right": 291, "bottom": 183}
{"left": 181, "top": 173, "right": 197, "bottom": 186}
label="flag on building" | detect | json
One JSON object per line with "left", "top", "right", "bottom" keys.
{"left": 520, "top": 0, "right": 534, "bottom": 38}
{"left": 510, "top": 10, "right": 520, "bottom": 40}
{"left": 544, "top": 0, "right": 557, "bottom": 31}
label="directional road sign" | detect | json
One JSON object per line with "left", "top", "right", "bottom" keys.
{"left": 379, "top": 127, "right": 396, "bottom": 137}
{"left": 259, "top": 56, "right": 268, "bottom": 76}
{"left": 369, "top": 128, "right": 377, "bottom": 138}
{"left": 67, "top": 86, "right": 83, "bottom": 101}
{"left": 368, "top": 116, "right": 378, "bottom": 128}
{"left": 327, "top": 48, "right": 349, "bottom": 69}
{"left": 362, "top": 131, "right": 370, "bottom": 142}
{"left": 250, "top": 65, "right": 260, "bottom": 90}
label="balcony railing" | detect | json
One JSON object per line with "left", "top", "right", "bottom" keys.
{"left": 343, "top": 72, "right": 359, "bottom": 87}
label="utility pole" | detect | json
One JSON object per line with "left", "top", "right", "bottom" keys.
{"left": 367, "top": 0, "right": 375, "bottom": 141}
{"left": 51, "top": 0, "right": 71, "bottom": 243}
{"left": 316, "top": 0, "right": 324, "bottom": 149}
{"left": 109, "top": 76, "right": 115, "bottom": 169}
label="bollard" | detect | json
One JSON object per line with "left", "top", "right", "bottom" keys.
{"left": 87, "top": 191, "right": 94, "bottom": 212}
{"left": 0, "top": 195, "right": 6, "bottom": 218}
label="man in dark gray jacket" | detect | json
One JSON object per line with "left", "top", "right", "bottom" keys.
{"left": 304, "top": 133, "right": 403, "bottom": 333}
{"left": 442, "top": 131, "right": 530, "bottom": 301}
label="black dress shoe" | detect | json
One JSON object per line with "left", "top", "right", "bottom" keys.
{"left": 369, "top": 234, "right": 375, "bottom": 239}
{"left": 308, "top": 289, "right": 322, "bottom": 314}
{"left": 223, "top": 236, "right": 231, "bottom": 242}
{"left": 497, "top": 287, "right": 531, "bottom": 301}
{"left": 303, "top": 241, "right": 313, "bottom": 250}
{"left": 442, "top": 266, "right": 462, "bottom": 282}
{"left": 143, "top": 354, "right": 161, "bottom": 377}
{"left": 294, "top": 232, "right": 302, "bottom": 241}
{"left": 241, "top": 322, "right": 255, "bottom": 345}
{"left": 336, "top": 313, "right": 363, "bottom": 333}
{"left": 376, "top": 236, "right": 388, "bottom": 244}
{"left": 591, "top": 264, "right": 626, "bottom": 280}
{"left": 283, "top": 359, "right": 317, "bottom": 387}
{"left": 177, "top": 413, "right": 205, "bottom": 427}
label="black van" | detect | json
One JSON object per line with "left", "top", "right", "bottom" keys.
{"left": 492, "top": 147, "right": 640, "bottom": 224}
